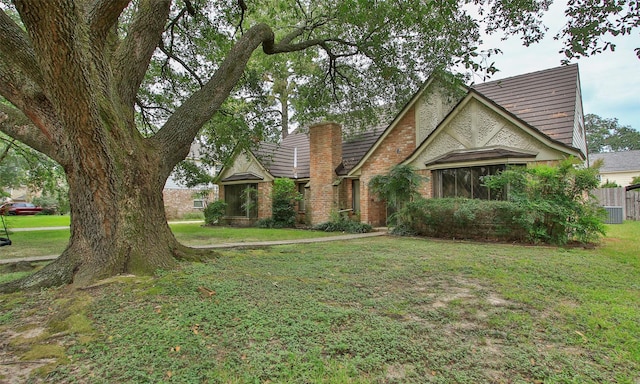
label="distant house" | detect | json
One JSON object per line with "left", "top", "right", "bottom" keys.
{"left": 163, "top": 142, "right": 218, "bottom": 220}
{"left": 217, "top": 64, "right": 587, "bottom": 226}
{"left": 589, "top": 150, "right": 640, "bottom": 187}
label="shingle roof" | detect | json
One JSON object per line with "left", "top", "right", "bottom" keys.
{"left": 221, "top": 172, "right": 264, "bottom": 182}
{"left": 250, "top": 126, "right": 386, "bottom": 179}
{"left": 229, "top": 65, "right": 582, "bottom": 182}
{"left": 472, "top": 64, "right": 579, "bottom": 147}
{"left": 253, "top": 132, "right": 311, "bottom": 179}
{"left": 337, "top": 125, "right": 386, "bottom": 175}
{"left": 590, "top": 150, "right": 640, "bottom": 172}
{"left": 425, "top": 147, "right": 537, "bottom": 166}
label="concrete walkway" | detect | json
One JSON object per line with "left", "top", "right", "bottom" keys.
{"left": 8, "top": 220, "right": 205, "bottom": 232}
{"left": 0, "top": 230, "right": 387, "bottom": 265}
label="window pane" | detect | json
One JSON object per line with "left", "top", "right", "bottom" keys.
{"left": 473, "top": 167, "right": 489, "bottom": 200}
{"left": 441, "top": 169, "right": 457, "bottom": 198}
{"left": 352, "top": 179, "right": 360, "bottom": 212}
{"left": 436, "top": 164, "right": 514, "bottom": 200}
{"left": 297, "top": 183, "right": 306, "bottom": 212}
{"left": 225, "top": 184, "right": 243, "bottom": 216}
{"left": 224, "top": 184, "right": 257, "bottom": 217}
{"left": 456, "top": 168, "right": 471, "bottom": 198}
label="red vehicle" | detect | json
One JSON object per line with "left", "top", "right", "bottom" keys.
{"left": 0, "top": 202, "right": 43, "bottom": 215}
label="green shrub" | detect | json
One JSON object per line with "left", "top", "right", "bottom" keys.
{"left": 203, "top": 200, "right": 227, "bottom": 225}
{"left": 33, "top": 192, "right": 69, "bottom": 215}
{"left": 182, "top": 212, "right": 205, "bottom": 220}
{"left": 601, "top": 179, "right": 620, "bottom": 188}
{"left": 395, "top": 198, "right": 528, "bottom": 242}
{"left": 270, "top": 178, "right": 301, "bottom": 228}
{"left": 483, "top": 158, "right": 606, "bottom": 245}
{"left": 368, "top": 164, "right": 427, "bottom": 225}
{"left": 314, "top": 212, "right": 373, "bottom": 233}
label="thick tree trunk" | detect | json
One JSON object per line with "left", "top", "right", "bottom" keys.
{"left": 0, "top": 143, "right": 199, "bottom": 292}
{"left": 0, "top": 2, "right": 286, "bottom": 293}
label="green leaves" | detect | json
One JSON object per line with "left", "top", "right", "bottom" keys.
{"left": 483, "top": 158, "right": 606, "bottom": 244}
{"left": 585, "top": 113, "right": 640, "bottom": 153}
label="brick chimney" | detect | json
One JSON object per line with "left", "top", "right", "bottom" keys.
{"left": 309, "top": 122, "right": 342, "bottom": 225}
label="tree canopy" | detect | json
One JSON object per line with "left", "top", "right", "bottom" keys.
{"left": 585, "top": 113, "right": 640, "bottom": 153}
{"left": 0, "top": 0, "right": 639, "bottom": 292}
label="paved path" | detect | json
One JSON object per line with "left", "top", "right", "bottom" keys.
{"left": 0, "top": 231, "right": 387, "bottom": 265}
{"left": 8, "top": 220, "right": 205, "bottom": 232}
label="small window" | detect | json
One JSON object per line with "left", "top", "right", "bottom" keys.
{"left": 193, "top": 199, "right": 205, "bottom": 209}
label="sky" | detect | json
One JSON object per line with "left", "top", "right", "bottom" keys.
{"left": 473, "top": 0, "right": 640, "bottom": 131}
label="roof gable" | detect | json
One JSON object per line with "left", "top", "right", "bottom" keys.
{"left": 403, "top": 92, "right": 583, "bottom": 169}
{"left": 217, "top": 148, "right": 274, "bottom": 183}
{"left": 472, "top": 64, "right": 581, "bottom": 150}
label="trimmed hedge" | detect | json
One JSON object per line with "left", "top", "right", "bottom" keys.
{"left": 394, "top": 198, "right": 528, "bottom": 242}
{"left": 314, "top": 214, "right": 373, "bottom": 234}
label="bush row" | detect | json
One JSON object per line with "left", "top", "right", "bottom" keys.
{"left": 394, "top": 198, "right": 528, "bottom": 242}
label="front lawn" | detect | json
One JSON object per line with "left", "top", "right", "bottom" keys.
{"left": 0, "top": 223, "right": 336, "bottom": 260}
{"left": 0, "top": 222, "right": 638, "bottom": 382}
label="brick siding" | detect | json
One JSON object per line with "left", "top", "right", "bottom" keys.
{"left": 309, "top": 122, "right": 342, "bottom": 225}
{"left": 359, "top": 106, "right": 418, "bottom": 226}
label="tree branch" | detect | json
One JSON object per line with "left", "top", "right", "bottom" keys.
{"left": 0, "top": 10, "right": 44, "bottom": 88}
{"left": 154, "top": 23, "right": 276, "bottom": 174}
{"left": 0, "top": 104, "right": 67, "bottom": 165}
{"left": 87, "top": 0, "right": 131, "bottom": 49}
{"left": 157, "top": 40, "right": 204, "bottom": 88}
{"left": 113, "top": 0, "right": 171, "bottom": 108}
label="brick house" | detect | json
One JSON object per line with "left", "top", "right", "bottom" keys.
{"left": 163, "top": 142, "right": 218, "bottom": 220}
{"left": 217, "top": 64, "right": 587, "bottom": 226}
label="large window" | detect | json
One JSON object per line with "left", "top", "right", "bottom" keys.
{"left": 434, "top": 165, "right": 506, "bottom": 200}
{"left": 225, "top": 183, "right": 258, "bottom": 217}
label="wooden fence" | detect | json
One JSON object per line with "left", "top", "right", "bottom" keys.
{"left": 592, "top": 187, "right": 640, "bottom": 221}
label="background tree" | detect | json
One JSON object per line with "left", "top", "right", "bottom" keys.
{"left": 0, "top": 132, "right": 66, "bottom": 204}
{"left": 1, "top": 0, "right": 638, "bottom": 292}
{"left": 585, "top": 113, "right": 640, "bottom": 153}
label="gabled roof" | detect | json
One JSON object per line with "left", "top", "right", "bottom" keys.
{"left": 472, "top": 64, "right": 580, "bottom": 148}
{"left": 337, "top": 125, "right": 387, "bottom": 175}
{"left": 590, "top": 150, "right": 640, "bottom": 172}
{"left": 221, "top": 65, "right": 584, "bottom": 183}
{"left": 403, "top": 90, "right": 582, "bottom": 167}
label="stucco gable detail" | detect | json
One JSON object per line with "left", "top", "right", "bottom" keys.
{"left": 415, "top": 82, "right": 462, "bottom": 144}
{"left": 407, "top": 98, "right": 569, "bottom": 169}
{"left": 219, "top": 150, "right": 274, "bottom": 183}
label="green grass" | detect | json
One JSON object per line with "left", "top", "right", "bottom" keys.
{"left": 1, "top": 222, "right": 638, "bottom": 383}
{"left": 1, "top": 215, "right": 71, "bottom": 229}
{"left": 0, "top": 224, "right": 335, "bottom": 259}
{"left": 170, "top": 224, "right": 336, "bottom": 245}
{"left": 0, "top": 229, "right": 70, "bottom": 259}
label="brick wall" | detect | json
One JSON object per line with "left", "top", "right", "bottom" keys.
{"left": 359, "top": 106, "right": 418, "bottom": 226}
{"left": 309, "top": 122, "right": 342, "bottom": 225}
{"left": 163, "top": 189, "right": 210, "bottom": 220}
{"left": 258, "top": 182, "right": 273, "bottom": 219}
{"left": 416, "top": 169, "right": 433, "bottom": 198}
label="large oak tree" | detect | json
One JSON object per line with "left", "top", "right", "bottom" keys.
{"left": 0, "top": 0, "right": 637, "bottom": 292}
